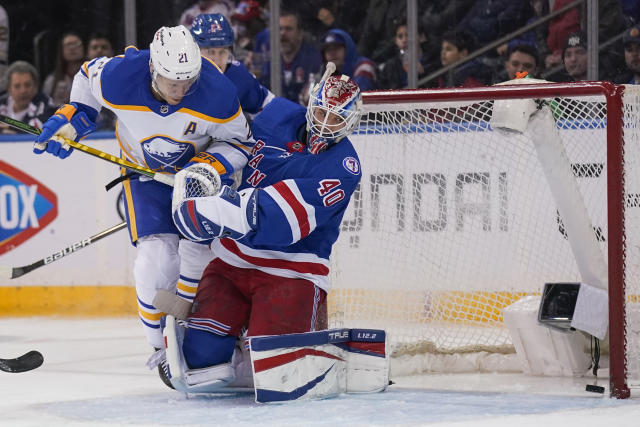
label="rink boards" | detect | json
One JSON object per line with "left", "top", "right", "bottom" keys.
{"left": 0, "top": 134, "right": 136, "bottom": 315}
{"left": 0, "top": 122, "right": 637, "bottom": 316}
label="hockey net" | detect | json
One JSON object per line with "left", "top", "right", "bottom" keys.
{"left": 327, "top": 82, "right": 640, "bottom": 398}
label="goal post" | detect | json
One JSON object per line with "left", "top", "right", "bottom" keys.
{"left": 326, "top": 82, "right": 638, "bottom": 398}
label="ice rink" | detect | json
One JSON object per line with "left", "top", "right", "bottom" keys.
{"left": 2, "top": 317, "right": 640, "bottom": 427}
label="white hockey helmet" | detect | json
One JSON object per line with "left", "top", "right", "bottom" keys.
{"left": 150, "top": 25, "right": 202, "bottom": 81}
{"left": 306, "top": 72, "right": 362, "bottom": 150}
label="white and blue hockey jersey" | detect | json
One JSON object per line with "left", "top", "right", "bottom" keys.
{"left": 209, "top": 97, "right": 362, "bottom": 291}
{"left": 71, "top": 46, "right": 253, "bottom": 177}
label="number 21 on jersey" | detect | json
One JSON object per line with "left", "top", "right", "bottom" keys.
{"left": 317, "top": 179, "right": 344, "bottom": 207}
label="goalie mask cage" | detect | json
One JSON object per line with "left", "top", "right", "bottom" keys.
{"left": 327, "top": 81, "right": 640, "bottom": 398}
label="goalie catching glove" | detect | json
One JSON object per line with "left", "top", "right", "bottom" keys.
{"left": 172, "top": 162, "right": 258, "bottom": 242}
{"left": 33, "top": 103, "right": 97, "bottom": 159}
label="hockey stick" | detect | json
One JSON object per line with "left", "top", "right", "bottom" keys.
{"left": 0, "top": 115, "right": 174, "bottom": 187}
{"left": 0, "top": 221, "right": 127, "bottom": 279}
{"left": 0, "top": 350, "right": 44, "bottom": 373}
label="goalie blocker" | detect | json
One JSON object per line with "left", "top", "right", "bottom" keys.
{"left": 162, "top": 315, "right": 389, "bottom": 402}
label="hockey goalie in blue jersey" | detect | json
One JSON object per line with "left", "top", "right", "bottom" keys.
{"left": 32, "top": 25, "right": 254, "bottom": 388}
{"left": 163, "top": 67, "right": 389, "bottom": 400}
{"left": 190, "top": 13, "right": 274, "bottom": 120}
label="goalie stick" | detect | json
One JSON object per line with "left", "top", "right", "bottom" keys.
{"left": 0, "top": 221, "right": 127, "bottom": 279}
{"left": 0, "top": 350, "right": 44, "bottom": 373}
{"left": 0, "top": 115, "right": 174, "bottom": 187}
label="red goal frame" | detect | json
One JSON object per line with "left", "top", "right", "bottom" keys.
{"left": 361, "top": 82, "right": 629, "bottom": 398}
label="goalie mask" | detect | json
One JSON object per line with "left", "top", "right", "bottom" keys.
{"left": 149, "top": 25, "right": 202, "bottom": 104}
{"left": 306, "top": 74, "right": 362, "bottom": 154}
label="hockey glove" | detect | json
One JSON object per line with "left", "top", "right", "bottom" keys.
{"left": 171, "top": 162, "right": 222, "bottom": 214}
{"left": 173, "top": 184, "right": 259, "bottom": 242}
{"left": 33, "top": 103, "right": 97, "bottom": 159}
{"left": 184, "top": 151, "right": 238, "bottom": 187}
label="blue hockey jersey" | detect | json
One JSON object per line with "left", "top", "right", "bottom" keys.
{"left": 224, "top": 60, "right": 274, "bottom": 117}
{"left": 209, "top": 97, "right": 362, "bottom": 291}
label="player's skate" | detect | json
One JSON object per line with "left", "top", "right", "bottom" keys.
{"left": 154, "top": 348, "right": 174, "bottom": 389}
{"left": 146, "top": 343, "right": 174, "bottom": 390}
{"left": 163, "top": 315, "right": 235, "bottom": 393}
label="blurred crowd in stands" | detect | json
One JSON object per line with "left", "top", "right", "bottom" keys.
{"left": 1, "top": 0, "right": 640, "bottom": 134}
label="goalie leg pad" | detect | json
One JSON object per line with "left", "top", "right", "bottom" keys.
{"left": 163, "top": 315, "right": 236, "bottom": 393}
{"left": 341, "top": 329, "right": 389, "bottom": 393}
{"left": 249, "top": 328, "right": 388, "bottom": 403}
{"left": 183, "top": 328, "right": 236, "bottom": 369}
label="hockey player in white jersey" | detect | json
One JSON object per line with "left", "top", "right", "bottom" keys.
{"left": 32, "top": 25, "right": 254, "bottom": 387}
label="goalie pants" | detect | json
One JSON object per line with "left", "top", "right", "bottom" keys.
{"left": 188, "top": 258, "right": 328, "bottom": 339}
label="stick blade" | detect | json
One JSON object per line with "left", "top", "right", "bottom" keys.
{"left": 0, "top": 265, "right": 14, "bottom": 279}
{"left": 0, "top": 351, "right": 44, "bottom": 373}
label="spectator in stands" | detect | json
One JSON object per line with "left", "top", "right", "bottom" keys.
{"left": 562, "top": 31, "right": 588, "bottom": 82}
{"left": 314, "top": 2, "right": 339, "bottom": 35}
{"left": 358, "top": 0, "right": 430, "bottom": 64}
{"left": 545, "top": 0, "right": 580, "bottom": 70}
{"left": 87, "top": 33, "right": 114, "bottom": 60}
{"left": 179, "top": 0, "right": 234, "bottom": 28}
{"left": 526, "top": 0, "right": 550, "bottom": 57}
{"left": 43, "top": 31, "right": 85, "bottom": 106}
{"left": 456, "top": 0, "right": 530, "bottom": 47}
{"left": 621, "top": 0, "right": 639, "bottom": 23}
{"left": 615, "top": 25, "right": 640, "bottom": 85}
{"left": 495, "top": 0, "right": 548, "bottom": 60}
{"left": 307, "top": 1, "right": 367, "bottom": 46}
{"left": 378, "top": 22, "right": 426, "bottom": 89}
{"left": 320, "top": 29, "right": 377, "bottom": 91}
{"left": 420, "top": 0, "right": 475, "bottom": 70}
{"left": 86, "top": 33, "right": 116, "bottom": 130}
{"left": 259, "top": 10, "right": 322, "bottom": 105}
{"left": 250, "top": 25, "right": 270, "bottom": 78}
{"left": 230, "top": 0, "right": 266, "bottom": 66}
{"left": 597, "top": 0, "right": 628, "bottom": 81}
{"left": 494, "top": 43, "right": 540, "bottom": 83}
{"left": 0, "top": 61, "right": 55, "bottom": 133}
{"left": 438, "top": 31, "right": 491, "bottom": 88}
{"left": 0, "top": 5, "right": 8, "bottom": 95}
{"left": 546, "top": 0, "right": 626, "bottom": 72}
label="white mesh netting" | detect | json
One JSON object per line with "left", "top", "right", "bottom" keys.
{"left": 326, "top": 84, "right": 640, "bottom": 387}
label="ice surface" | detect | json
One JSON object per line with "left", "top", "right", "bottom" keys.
{"left": 1, "top": 317, "right": 639, "bottom": 427}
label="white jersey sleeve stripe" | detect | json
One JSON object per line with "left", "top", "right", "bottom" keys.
{"left": 264, "top": 185, "right": 300, "bottom": 243}
{"left": 283, "top": 179, "right": 317, "bottom": 235}
{"left": 212, "top": 239, "right": 331, "bottom": 291}
{"left": 263, "top": 180, "right": 316, "bottom": 244}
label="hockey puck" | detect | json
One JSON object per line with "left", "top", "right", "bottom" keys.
{"left": 586, "top": 384, "right": 605, "bottom": 394}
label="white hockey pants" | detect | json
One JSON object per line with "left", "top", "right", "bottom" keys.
{"left": 134, "top": 234, "right": 213, "bottom": 348}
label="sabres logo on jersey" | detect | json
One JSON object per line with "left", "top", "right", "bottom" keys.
{"left": 140, "top": 136, "right": 195, "bottom": 171}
